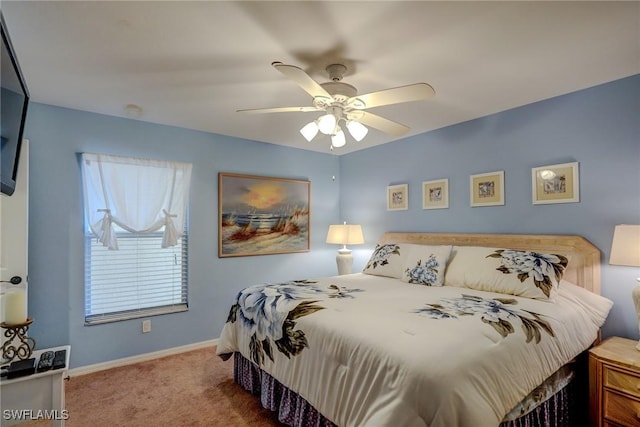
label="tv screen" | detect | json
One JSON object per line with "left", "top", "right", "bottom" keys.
{"left": 1, "top": 12, "right": 29, "bottom": 196}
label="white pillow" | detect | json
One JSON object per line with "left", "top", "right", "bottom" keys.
{"left": 362, "top": 243, "right": 404, "bottom": 278}
{"left": 444, "top": 246, "right": 569, "bottom": 301}
{"left": 557, "top": 280, "right": 613, "bottom": 328}
{"left": 401, "top": 244, "right": 452, "bottom": 286}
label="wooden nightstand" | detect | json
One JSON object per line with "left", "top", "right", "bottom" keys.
{"left": 589, "top": 336, "right": 640, "bottom": 427}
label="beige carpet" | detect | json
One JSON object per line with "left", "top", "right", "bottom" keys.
{"left": 25, "top": 347, "right": 283, "bottom": 427}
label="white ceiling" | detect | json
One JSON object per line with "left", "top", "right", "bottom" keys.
{"left": 2, "top": 1, "right": 639, "bottom": 154}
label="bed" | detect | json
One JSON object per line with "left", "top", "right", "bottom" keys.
{"left": 216, "top": 232, "right": 613, "bottom": 427}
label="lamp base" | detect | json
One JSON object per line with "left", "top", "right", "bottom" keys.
{"left": 336, "top": 249, "right": 353, "bottom": 276}
{"left": 633, "top": 279, "right": 640, "bottom": 351}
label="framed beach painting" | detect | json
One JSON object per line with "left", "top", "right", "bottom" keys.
{"left": 387, "top": 184, "right": 408, "bottom": 211}
{"left": 218, "top": 173, "right": 310, "bottom": 257}
{"left": 422, "top": 179, "right": 449, "bottom": 209}
{"left": 470, "top": 171, "right": 504, "bottom": 207}
{"left": 532, "top": 162, "right": 579, "bottom": 204}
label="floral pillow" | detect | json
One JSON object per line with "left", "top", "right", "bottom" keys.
{"left": 362, "top": 243, "right": 404, "bottom": 278}
{"left": 443, "top": 246, "right": 569, "bottom": 301}
{"left": 401, "top": 244, "right": 452, "bottom": 286}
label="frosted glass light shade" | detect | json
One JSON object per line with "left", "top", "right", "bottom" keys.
{"left": 347, "top": 120, "right": 368, "bottom": 142}
{"left": 331, "top": 129, "right": 346, "bottom": 148}
{"left": 300, "top": 121, "right": 319, "bottom": 142}
{"left": 318, "top": 113, "right": 337, "bottom": 134}
{"left": 610, "top": 224, "right": 640, "bottom": 267}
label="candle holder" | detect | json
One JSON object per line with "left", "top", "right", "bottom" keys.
{"left": 1, "top": 317, "right": 36, "bottom": 363}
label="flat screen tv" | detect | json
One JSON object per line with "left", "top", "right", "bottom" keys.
{"left": 1, "top": 12, "right": 29, "bottom": 196}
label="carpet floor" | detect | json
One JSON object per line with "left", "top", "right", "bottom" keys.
{"left": 25, "top": 346, "right": 284, "bottom": 427}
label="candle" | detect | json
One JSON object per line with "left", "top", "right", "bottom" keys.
{"left": 4, "top": 287, "right": 27, "bottom": 324}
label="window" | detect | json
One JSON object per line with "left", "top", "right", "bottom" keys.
{"left": 81, "top": 153, "right": 191, "bottom": 324}
{"left": 84, "top": 226, "right": 188, "bottom": 324}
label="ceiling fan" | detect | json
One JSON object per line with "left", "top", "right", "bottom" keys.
{"left": 237, "top": 62, "right": 435, "bottom": 149}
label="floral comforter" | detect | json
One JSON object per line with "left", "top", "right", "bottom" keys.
{"left": 217, "top": 273, "right": 611, "bottom": 427}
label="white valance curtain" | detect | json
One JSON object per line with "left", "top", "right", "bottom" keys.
{"left": 81, "top": 153, "right": 192, "bottom": 250}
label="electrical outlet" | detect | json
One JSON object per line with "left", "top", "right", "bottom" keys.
{"left": 142, "top": 319, "right": 151, "bottom": 333}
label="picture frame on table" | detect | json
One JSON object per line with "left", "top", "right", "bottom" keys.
{"left": 470, "top": 171, "right": 504, "bottom": 207}
{"left": 422, "top": 179, "right": 449, "bottom": 210}
{"left": 218, "top": 172, "right": 310, "bottom": 257}
{"left": 387, "top": 184, "right": 408, "bottom": 211}
{"left": 531, "top": 162, "right": 579, "bottom": 204}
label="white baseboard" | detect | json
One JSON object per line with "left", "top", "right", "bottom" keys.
{"left": 68, "top": 338, "right": 219, "bottom": 377}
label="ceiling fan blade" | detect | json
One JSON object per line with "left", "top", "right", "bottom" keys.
{"left": 354, "top": 111, "right": 410, "bottom": 137}
{"left": 272, "top": 62, "right": 333, "bottom": 100}
{"left": 237, "top": 106, "right": 322, "bottom": 114}
{"left": 348, "top": 83, "right": 435, "bottom": 109}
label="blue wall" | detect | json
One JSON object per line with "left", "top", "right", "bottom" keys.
{"left": 341, "top": 74, "right": 640, "bottom": 340}
{"left": 24, "top": 75, "right": 639, "bottom": 368}
{"left": 24, "top": 106, "right": 341, "bottom": 368}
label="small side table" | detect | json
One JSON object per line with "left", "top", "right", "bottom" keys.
{"left": 589, "top": 336, "right": 640, "bottom": 427}
{"left": 0, "top": 345, "right": 70, "bottom": 426}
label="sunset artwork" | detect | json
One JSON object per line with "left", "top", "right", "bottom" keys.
{"left": 218, "top": 173, "right": 310, "bottom": 257}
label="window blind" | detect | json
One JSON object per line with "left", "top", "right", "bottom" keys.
{"left": 84, "top": 230, "right": 188, "bottom": 325}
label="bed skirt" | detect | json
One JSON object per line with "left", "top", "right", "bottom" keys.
{"left": 233, "top": 352, "right": 583, "bottom": 427}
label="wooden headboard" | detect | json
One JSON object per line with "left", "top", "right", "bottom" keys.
{"left": 378, "top": 232, "right": 602, "bottom": 295}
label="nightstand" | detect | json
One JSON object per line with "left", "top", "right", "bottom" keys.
{"left": 589, "top": 336, "right": 640, "bottom": 427}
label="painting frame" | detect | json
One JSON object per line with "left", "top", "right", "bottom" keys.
{"left": 531, "top": 162, "right": 579, "bottom": 205}
{"left": 422, "top": 179, "right": 449, "bottom": 210}
{"left": 387, "top": 184, "right": 409, "bottom": 211}
{"left": 218, "top": 172, "right": 310, "bottom": 257}
{"left": 470, "top": 171, "right": 504, "bottom": 207}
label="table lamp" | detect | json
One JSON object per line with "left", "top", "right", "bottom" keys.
{"left": 609, "top": 224, "right": 640, "bottom": 350}
{"left": 326, "top": 223, "right": 364, "bottom": 275}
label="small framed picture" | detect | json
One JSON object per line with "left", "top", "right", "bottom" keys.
{"left": 470, "top": 171, "right": 504, "bottom": 207}
{"left": 387, "top": 184, "right": 408, "bottom": 211}
{"left": 532, "top": 162, "right": 579, "bottom": 204}
{"left": 422, "top": 179, "right": 449, "bottom": 210}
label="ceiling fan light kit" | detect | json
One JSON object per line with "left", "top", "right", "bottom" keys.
{"left": 238, "top": 62, "right": 435, "bottom": 150}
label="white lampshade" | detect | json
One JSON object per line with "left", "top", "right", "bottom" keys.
{"left": 300, "top": 121, "right": 319, "bottom": 142}
{"left": 331, "top": 129, "right": 346, "bottom": 148}
{"left": 318, "top": 113, "right": 337, "bottom": 135}
{"left": 346, "top": 120, "right": 368, "bottom": 142}
{"left": 326, "top": 224, "right": 364, "bottom": 246}
{"left": 610, "top": 224, "right": 640, "bottom": 267}
{"left": 610, "top": 224, "right": 640, "bottom": 351}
